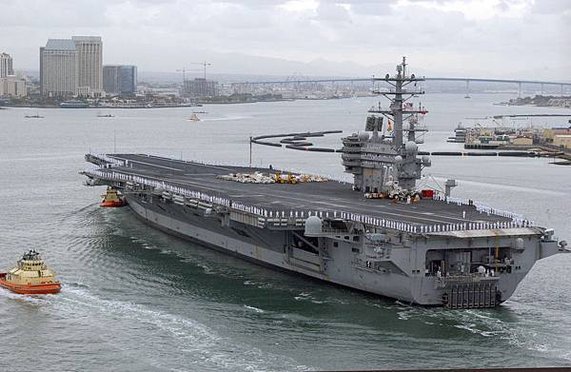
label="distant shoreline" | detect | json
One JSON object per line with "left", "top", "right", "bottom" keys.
{"left": 0, "top": 104, "right": 200, "bottom": 109}
{"left": 497, "top": 95, "right": 571, "bottom": 109}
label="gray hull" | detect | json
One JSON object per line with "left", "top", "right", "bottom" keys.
{"left": 127, "top": 196, "right": 415, "bottom": 302}
{"left": 124, "top": 192, "right": 559, "bottom": 307}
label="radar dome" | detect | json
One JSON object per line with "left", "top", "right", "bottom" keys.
{"left": 304, "top": 216, "right": 323, "bottom": 235}
{"left": 358, "top": 132, "right": 370, "bottom": 141}
{"left": 405, "top": 141, "right": 418, "bottom": 154}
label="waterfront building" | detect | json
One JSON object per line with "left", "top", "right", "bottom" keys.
{"left": 0, "top": 52, "right": 27, "bottom": 98}
{"left": 0, "top": 76, "right": 27, "bottom": 97}
{"left": 512, "top": 136, "right": 533, "bottom": 146}
{"left": 40, "top": 39, "right": 78, "bottom": 97}
{"left": 0, "top": 52, "right": 13, "bottom": 78}
{"left": 542, "top": 127, "right": 571, "bottom": 149}
{"left": 40, "top": 36, "right": 102, "bottom": 97}
{"left": 103, "top": 65, "right": 137, "bottom": 95}
{"left": 73, "top": 36, "right": 103, "bottom": 97}
{"left": 554, "top": 135, "right": 571, "bottom": 149}
{"left": 183, "top": 78, "right": 218, "bottom": 97}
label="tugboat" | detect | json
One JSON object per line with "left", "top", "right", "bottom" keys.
{"left": 100, "top": 186, "right": 127, "bottom": 207}
{"left": 0, "top": 250, "right": 61, "bottom": 294}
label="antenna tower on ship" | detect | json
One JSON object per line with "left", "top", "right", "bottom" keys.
{"left": 341, "top": 57, "right": 431, "bottom": 193}
{"left": 370, "top": 56, "right": 427, "bottom": 149}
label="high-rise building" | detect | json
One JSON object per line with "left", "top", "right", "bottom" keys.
{"left": 183, "top": 78, "right": 218, "bottom": 97}
{"left": 72, "top": 36, "right": 102, "bottom": 97}
{"left": 0, "top": 52, "right": 26, "bottom": 97}
{"left": 103, "top": 65, "right": 137, "bottom": 95}
{"left": 40, "top": 39, "right": 78, "bottom": 97}
{"left": 40, "top": 36, "right": 103, "bottom": 97}
{"left": 0, "top": 52, "right": 13, "bottom": 78}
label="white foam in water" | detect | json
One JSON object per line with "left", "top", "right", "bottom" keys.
{"left": 57, "top": 286, "right": 311, "bottom": 371}
{"left": 204, "top": 115, "right": 251, "bottom": 122}
{"left": 0, "top": 286, "right": 52, "bottom": 304}
{"left": 244, "top": 305, "right": 265, "bottom": 313}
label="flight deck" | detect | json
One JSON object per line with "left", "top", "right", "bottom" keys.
{"left": 97, "top": 153, "right": 519, "bottom": 228}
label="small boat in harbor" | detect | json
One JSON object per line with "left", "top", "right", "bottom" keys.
{"left": 24, "top": 114, "right": 43, "bottom": 118}
{"left": 0, "top": 250, "right": 61, "bottom": 295}
{"left": 100, "top": 186, "right": 127, "bottom": 207}
{"left": 188, "top": 112, "right": 201, "bottom": 122}
{"left": 60, "top": 100, "right": 89, "bottom": 108}
{"left": 97, "top": 113, "right": 114, "bottom": 118}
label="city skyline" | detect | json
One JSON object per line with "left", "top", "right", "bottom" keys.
{"left": 0, "top": 0, "right": 569, "bottom": 80}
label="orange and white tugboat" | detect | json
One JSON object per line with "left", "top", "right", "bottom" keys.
{"left": 0, "top": 250, "right": 61, "bottom": 294}
{"left": 100, "top": 186, "right": 127, "bottom": 208}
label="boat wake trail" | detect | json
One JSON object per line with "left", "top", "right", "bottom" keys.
{"left": 204, "top": 115, "right": 251, "bottom": 122}
{"left": 0, "top": 287, "right": 51, "bottom": 305}
{"left": 57, "top": 286, "right": 312, "bottom": 371}
{"left": 390, "top": 304, "right": 571, "bottom": 364}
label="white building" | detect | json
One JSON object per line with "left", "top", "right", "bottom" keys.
{"left": 0, "top": 76, "right": 27, "bottom": 97}
{"left": 40, "top": 36, "right": 103, "bottom": 97}
{"left": 40, "top": 39, "right": 78, "bottom": 97}
{"left": 0, "top": 52, "right": 27, "bottom": 97}
{"left": 73, "top": 36, "right": 103, "bottom": 97}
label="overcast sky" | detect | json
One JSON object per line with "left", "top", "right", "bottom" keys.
{"left": 1, "top": 0, "right": 569, "bottom": 79}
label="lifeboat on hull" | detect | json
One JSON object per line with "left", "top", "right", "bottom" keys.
{"left": 0, "top": 250, "right": 61, "bottom": 295}
{"left": 100, "top": 187, "right": 127, "bottom": 208}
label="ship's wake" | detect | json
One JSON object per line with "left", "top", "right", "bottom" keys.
{"left": 53, "top": 285, "right": 311, "bottom": 371}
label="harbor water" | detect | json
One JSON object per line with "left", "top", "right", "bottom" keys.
{"left": 0, "top": 94, "right": 570, "bottom": 371}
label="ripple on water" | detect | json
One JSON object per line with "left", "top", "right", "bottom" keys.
{"left": 53, "top": 286, "right": 312, "bottom": 371}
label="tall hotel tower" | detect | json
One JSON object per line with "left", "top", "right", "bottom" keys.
{"left": 40, "top": 39, "right": 78, "bottom": 97}
{"left": 73, "top": 36, "right": 102, "bottom": 96}
{"left": 40, "top": 36, "right": 102, "bottom": 97}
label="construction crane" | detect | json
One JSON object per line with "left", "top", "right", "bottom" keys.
{"left": 176, "top": 67, "right": 188, "bottom": 83}
{"left": 191, "top": 62, "right": 211, "bottom": 80}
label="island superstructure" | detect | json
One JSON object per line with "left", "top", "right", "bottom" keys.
{"left": 82, "top": 58, "right": 568, "bottom": 308}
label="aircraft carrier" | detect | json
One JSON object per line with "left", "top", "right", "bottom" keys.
{"left": 82, "top": 58, "right": 568, "bottom": 308}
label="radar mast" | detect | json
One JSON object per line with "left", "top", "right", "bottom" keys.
{"left": 341, "top": 57, "right": 431, "bottom": 194}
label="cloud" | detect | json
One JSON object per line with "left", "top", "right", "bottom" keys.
{"left": 530, "top": 0, "right": 571, "bottom": 14}
{"left": 0, "top": 0, "right": 568, "bottom": 80}
{"left": 316, "top": 2, "right": 351, "bottom": 22}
